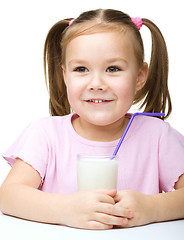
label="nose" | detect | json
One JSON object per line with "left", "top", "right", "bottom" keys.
{"left": 87, "top": 73, "right": 107, "bottom": 91}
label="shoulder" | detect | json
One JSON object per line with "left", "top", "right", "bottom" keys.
{"left": 134, "top": 115, "right": 168, "bottom": 134}
{"left": 25, "top": 114, "right": 74, "bottom": 139}
{"left": 30, "top": 114, "right": 72, "bottom": 129}
{"left": 135, "top": 115, "right": 184, "bottom": 142}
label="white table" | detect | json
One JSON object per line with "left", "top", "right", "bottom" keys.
{"left": 0, "top": 212, "right": 183, "bottom": 240}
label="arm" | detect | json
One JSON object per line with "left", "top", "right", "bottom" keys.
{"left": 153, "top": 174, "right": 184, "bottom": 222}
{"left": 0, "top": 159, "right": 128, "bottom": 229}
{"left": 0, "top": 159, "right": 65, "bottom": 224}
{"left": 113, "top": 174, "right": 184, "bottom": 227}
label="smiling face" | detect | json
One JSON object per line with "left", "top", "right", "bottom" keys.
{"left": 62, "top": 31, "right": 147, "bottom": 128}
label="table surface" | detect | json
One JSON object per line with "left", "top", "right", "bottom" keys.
{"left": 0, "top": 212, "right": 184, "bottom": 240}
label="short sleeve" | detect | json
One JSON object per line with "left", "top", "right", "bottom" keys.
{"left": 2, "top": 122, "right": 49, "bottom": 183}
{"left": 159, "top": 123, "right": 184, "bottom": 192}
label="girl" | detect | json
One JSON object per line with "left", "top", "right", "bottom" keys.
{"left": 0, "top": 8, "right": 184, "bottom": 230}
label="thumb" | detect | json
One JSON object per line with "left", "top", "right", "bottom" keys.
{"left": 96, "top": 189, "right": 117, "bottom": 197}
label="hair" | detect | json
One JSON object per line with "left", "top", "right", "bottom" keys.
{"left": 44, "top": 9, "right": 172, "bottom": 119}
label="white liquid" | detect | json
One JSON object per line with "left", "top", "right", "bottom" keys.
{"left": 77, "top": 156, "right": 118, "bottom": 191}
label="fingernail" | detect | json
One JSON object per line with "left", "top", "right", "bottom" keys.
{"left": 129, "top": 211, "right": 133, "bottom": 218}
{"left": 123, "top": 218, "right": 128, "bottom": 225}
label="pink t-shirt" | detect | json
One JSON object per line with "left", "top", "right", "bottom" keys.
{"left": 3, "top": 113, "right": 184, "bottom": 194}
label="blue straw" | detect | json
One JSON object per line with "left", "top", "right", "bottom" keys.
{"left": 111, "top": 112, "right": 165, "bottom": 160}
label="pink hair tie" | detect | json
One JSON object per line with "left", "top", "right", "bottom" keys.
{"left": 69, "top": 18, "right": 75, "bottom": 26}
{"left": 131, "top": 17, "right": 143, "bottom": 30}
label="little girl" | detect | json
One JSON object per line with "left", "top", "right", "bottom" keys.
{"left": 0, "top": 9, "right": 184, "bottom": 230}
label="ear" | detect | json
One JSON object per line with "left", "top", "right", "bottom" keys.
{"left": 61, "top": 64, "right": 66, "bottom": 82}
{"left": 136, "top": 62, "right": 148, "bottom": 91}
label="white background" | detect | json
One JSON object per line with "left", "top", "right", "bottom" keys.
{"left": 0, "top": 0, "right": 184, "bottom": 184}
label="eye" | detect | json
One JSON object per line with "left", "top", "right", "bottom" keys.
{"left": 74, "top": 67, "right": 88, "bottom": 72}
{"left": 106, "top": 66, "right": 121, "bottom": 73}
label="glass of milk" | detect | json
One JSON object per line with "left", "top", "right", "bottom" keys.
{"left": 77, "top": 155, "right": 118, "bottom": 191}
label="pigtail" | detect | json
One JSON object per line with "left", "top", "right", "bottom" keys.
{"left": 44, "top": 19, "right": 72, "bottom": 116}
{"left": 134, "top": 19, "right": 172, "bottom": 119}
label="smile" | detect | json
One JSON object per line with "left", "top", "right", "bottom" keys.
{"left": 86, "top": 99, "right": 111, "bottom": 103}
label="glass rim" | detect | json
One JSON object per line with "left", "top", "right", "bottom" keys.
{"left": 77, "top": 154, "right": 118, "bottom": 161}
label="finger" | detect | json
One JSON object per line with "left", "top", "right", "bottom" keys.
{"left": 116, "top": 217, "right": 137, "bottom": 228}
{"left": 113, "top": 204, "right": 134, "bottom": 219}
{"left": 94, "top": 212, "right": 125, "bottom": 226}
{"left": 97, "top": 202, "right": 133, "bottom": 219}
{"left": 96, "top": 202, "right": 115, "bottom": 215}
{"left": 88, "top": 221, "right": 113, "bottom": 230}
{"left": 114, "top": 218, "right": 129, "bottom": 228}
{"left": 97, "top": 193, "right": 116, "bottom": 205}
{"left": 96, "top": 189, "right": 117, "bottom": 198}
{"left": 114, "top": 193, "right": 121, "bottom": 203}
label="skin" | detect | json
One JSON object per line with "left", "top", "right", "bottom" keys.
{"left": 62, "top": 31, "right": 147, "bottom": 141}
{"left": 0, "top": 31, "right": 184, "bottom": 230}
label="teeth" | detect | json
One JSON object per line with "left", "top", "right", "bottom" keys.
{"left": 90, "top": 99, "right": 105, "bottom": 103}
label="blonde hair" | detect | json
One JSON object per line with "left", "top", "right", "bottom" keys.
{"left": 44, "top": 9, "right": 172, "bottom": 119}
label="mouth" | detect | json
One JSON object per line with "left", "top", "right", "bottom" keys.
{"left": 86, "top": 99, "right": 112, "bottom": 103}
{"left": 83, "top": 99, "right": 113, "bottom": 105}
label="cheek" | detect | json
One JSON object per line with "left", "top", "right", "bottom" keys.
{"left": 65, "top": 80, "right": 82, "bottom": 109}
{"left": 115, "top": 79, "right": 137, "bottom": 101}
{"left": 66, "top": 86, "right": 77, "bottom": 104}
{"left": 66, "top": 89, "right": 79, "bottom": 112}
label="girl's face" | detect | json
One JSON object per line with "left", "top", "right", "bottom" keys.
{"left": 63, "top": 31, "right": 147, "bottom": 127}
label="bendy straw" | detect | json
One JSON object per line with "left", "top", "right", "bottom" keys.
{"left": 111, "top": 112, "right": 165, "bottom": 160}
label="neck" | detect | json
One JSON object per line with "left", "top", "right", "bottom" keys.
{"left": 72, "top": 115, "right": 129, "bottom": 142}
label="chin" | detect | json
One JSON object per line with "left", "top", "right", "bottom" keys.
{"left": 86, "top": 115, "right": 121, "bottom": 127}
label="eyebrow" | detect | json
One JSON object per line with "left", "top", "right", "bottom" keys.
{"left": 68, "top": 59, "right": 88, "bottom": 65}
{"left": 68, "top": 57, "right": 128, "bottom": 65}
{"left": 105, "top": 57, "right": 128, "bottom": 65}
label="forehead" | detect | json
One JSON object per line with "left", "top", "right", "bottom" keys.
{"left": 65, "top": 31, "right": 135, "bottom": 62}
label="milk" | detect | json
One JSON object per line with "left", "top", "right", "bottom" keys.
{"left": 77, "top": 155, "right": 118, "bottom": 191}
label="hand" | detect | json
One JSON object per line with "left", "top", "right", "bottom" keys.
{"left": 113, "top": 190, "right": 155, "bottom": 228}
{"left": 60, "top": 189, "right": 130, "bottom": 230}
